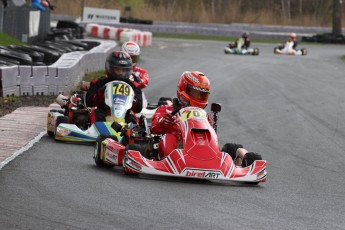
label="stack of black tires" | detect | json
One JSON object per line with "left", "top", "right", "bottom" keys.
{"left": 0, "top": 21, "right": 99, "bottom": 67}
{"left": 120, "top": 17, "right": 153, "bottom": 25}
{"left": 302, "top": 33, "right": 345, "bottom": 44}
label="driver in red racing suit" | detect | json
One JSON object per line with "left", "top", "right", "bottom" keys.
{"left": 86, "top": 51, "right": 143, "bottom": 123}
{"left": 151, "top": 71, "right": 212, "bottom": 159}
{"left": 289, "top": 32, "right": 298, "bottom": 49}
{"left": 151, "top": 71, "right": 257, "bottom": 165}
{"left": 121, "top": 41, "right": 149, "bottom": 89}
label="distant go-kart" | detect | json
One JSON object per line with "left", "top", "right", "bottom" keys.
{"left": 274, "top": 41, "right": 307, "bottom": 56}
{"left": 224, "top": 38, "right": 259, "bottom": 55}
{"left": 95, "top": 100, "right": 267, "bottom": 185}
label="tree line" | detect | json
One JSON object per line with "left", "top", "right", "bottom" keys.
{"left": 54, "top": 0, "right": 343, "bottom": 34}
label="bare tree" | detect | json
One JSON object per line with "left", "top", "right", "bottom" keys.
{"left": 332, "top": 0, "right": 343, "bottom": 35}
{"left": 298, "top": 0, "right": 303, "bottom": 16}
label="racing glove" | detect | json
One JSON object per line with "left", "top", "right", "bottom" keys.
{"left": 111, "top": 122, "right": 128, "bottom": 136}
{"left": 129, "top": 73, "right": 143, "bottom": 85}
{"left": 158, "top": 113, "right": 176, "bottom": 126}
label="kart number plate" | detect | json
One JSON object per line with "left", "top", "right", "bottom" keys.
{"left": 113, "top": 83, "right": 130, "bottom": 96}
{"left": 180, "top": 108, "right": 207, "bottom": 121}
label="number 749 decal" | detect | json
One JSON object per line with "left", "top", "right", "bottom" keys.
{"left": 113, "top": 83, "right": 130, "bottom": 96}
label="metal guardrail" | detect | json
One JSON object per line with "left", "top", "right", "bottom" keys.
{"left": 78, "top": 19, "right": 345, "bottom": 41}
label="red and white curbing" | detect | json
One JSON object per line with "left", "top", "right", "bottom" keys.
{"left": 85, "top": 23, "right": 152, "bottom": 47}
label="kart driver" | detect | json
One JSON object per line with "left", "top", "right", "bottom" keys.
{"left": 121, "top": 41, "right": 150, "bottom": 90}
{"left": 151, "top": 71, "right": 212, "bottom": 159}
{"left": 86, "top": 51, "right": 143, "bottom": 123}
{"left": 151, "top": 71, "right": 257, "bottom": 165}
{"left": 288, "top": 32, "right": 298, "bottom": 49}
{"left": 230, "top": 31, "right": 251, "bottom": 49}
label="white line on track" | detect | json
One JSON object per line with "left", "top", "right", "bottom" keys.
{"left": 0, "top": 131, "right": 46, "bottom": 170}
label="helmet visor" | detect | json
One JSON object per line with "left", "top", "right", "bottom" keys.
{"left": 186, "top": 86, "right": 209, "bottom": 101}
{"left": 109, "top": 66, "right": 132, "bottom": 80}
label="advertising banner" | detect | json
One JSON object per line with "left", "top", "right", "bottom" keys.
{"left": 83, "top": 7, "right": 120, "bottom": 24}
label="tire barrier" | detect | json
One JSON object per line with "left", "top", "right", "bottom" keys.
{"left": 0, "top": 39, "right": 117, "bottom": 97}
{"left": 85, "top": 23, "right": 152, "bottom": 47}
{"left": 302, "top": 33, "right": 345, "bottom": 44}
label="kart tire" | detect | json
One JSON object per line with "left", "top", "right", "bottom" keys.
{"left": 62, "top": 40, "right": 89, "bottom": 50}
{"left": 252, "top": 48, "right": 259, "bottom": 55}
{"left": 35, "top": 43, "right": 66, "bottom": 54}
{"left": 0, "top": 56, "right": 20, "bottom": 65}
{"left": 273, "top": 47, "right": 279, "bottom": 54}
{"left": 221, "top": 143, "right": 243, "bottom": 160}
{"left": 301, "top": 48, "right": 307, "bottom": 56}
{"left": 47, "top": 109, "right": 65, "bottom": 137}
{"left": 47, "top": 130, "right": 54, "bottom": 137}
{"left": 241, "top": 152, "right": 263, "bottom": 185}
{"left": 123, "top": 144, "right": 144, "bottom": 176}
{"left": 0, "top": 49, "right": 33, "bottom": 65}
{"left": 94, "top": 134, "right": 118, "bottom": 167}
{"left": 7, "top": 45, "right": 44, "bottom": 63}
{"left": 79, "top": 41, "right": 101, "bottom": 50}
{"left": 23, "top": 45, "right": 61, "bottom": 64}
{"left": 224, "top": 47, "right": 232, "bottom": 54}
{"left": 54, "top": 115, "right": 69, "bottom": 138}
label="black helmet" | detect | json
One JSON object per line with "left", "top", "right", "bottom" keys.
{"left": 242, "top": 31, "right": 249, "bottom": 39}
{"left": 105, "top": 51, "right": 133, "bottom": 81}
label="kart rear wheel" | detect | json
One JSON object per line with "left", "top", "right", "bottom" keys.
{"left": 94, "top": 135, "right": 118, "bottom": 167}
{"left": 241, "top": 152, "right": 263, "bottom": 185}
{"left": 221, "top": 143, "right": 243, "bottom": 161}
{"left": 252, "top": 48, "right": 259, "bottom": 55}
{"left": 301, "top": 48, "right": 307, "bottom": 56}
{"left": 47, "top": 130, "right": 54, "bottom": 137}
{"left": 54, "top": 116, "right": 69, "bottom": 138}
{"left": 123, "top": 144, "right": 145, "bottom": 176}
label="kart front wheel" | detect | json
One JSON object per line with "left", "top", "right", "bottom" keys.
{"left": 123, "top": 144, "right": 145, "bottom": 176}
{"left": 94, "top": 135, "right": 118, "bottom": 167}
{"left": 273, "top": 47, "right": 279, "bottom": 54}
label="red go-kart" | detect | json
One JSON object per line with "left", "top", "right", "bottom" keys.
{"left": 96, "top": 101, "right": 267, "bottom": 185}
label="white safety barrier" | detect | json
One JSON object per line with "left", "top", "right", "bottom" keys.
{"left": 85, "top": 23, "right": 152, "bottom": 47}
{"left": 0, "top": 39, "right": 117, "bottom": 97}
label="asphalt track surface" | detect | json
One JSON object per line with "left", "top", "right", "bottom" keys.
{"left": 1, "top": 38, "right": 345, "bottom": 230}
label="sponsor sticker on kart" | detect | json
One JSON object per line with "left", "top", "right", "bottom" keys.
{"left": 183, "top": 169, "right": 222, "bottom": 179}
{"left": 56, "top": 128, "right": 71, "bottom": 136}
{"left": 106, "top": 149, "right": 118, "bottom": 164}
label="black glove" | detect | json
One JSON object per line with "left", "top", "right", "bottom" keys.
{"left": 111, "top": 122, "right": 128, "bottom": 136}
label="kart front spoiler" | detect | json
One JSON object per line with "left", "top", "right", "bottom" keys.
{"left": 55, "top": 122, "right": 118, "bottom": 143}
{"left": 124, "top": 149, "right": 267, "bottom": 183}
